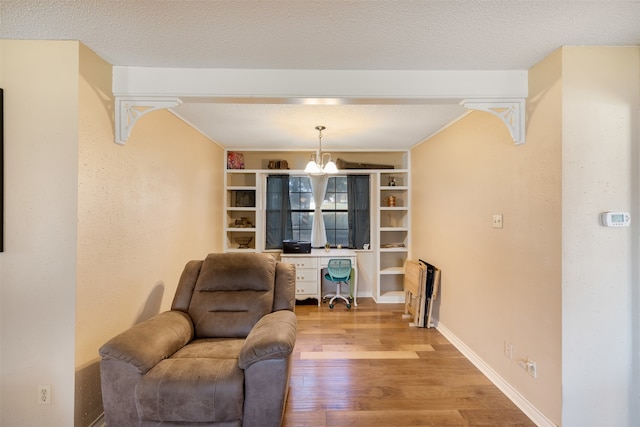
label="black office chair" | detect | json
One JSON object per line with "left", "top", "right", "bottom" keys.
{"left": 323, "top": 258, "right": 352, "bottom": 309}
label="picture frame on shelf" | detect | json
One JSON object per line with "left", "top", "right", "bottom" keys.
{"left": 227, "top": 151, "right": 245, "bottom": 169}
{"left": 235, "top": 190, "right": 255, "bottom": 207}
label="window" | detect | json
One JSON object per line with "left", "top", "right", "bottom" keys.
{"left": 265, "top": 174, "right": 370, "bottom": 249}
{"left": 287, "top": 176, "right": 312, "bottom": 242}
{"left": 288, "top": 175, "right": 348, "bottom": 247}
{"left": 321, "top": 176, "right": 349, "bottom": 246}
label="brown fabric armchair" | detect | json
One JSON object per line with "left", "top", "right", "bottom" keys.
{"left": 99, "top": 253, "right": 297, "bottom": 427}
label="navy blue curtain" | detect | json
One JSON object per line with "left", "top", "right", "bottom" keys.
{"left": 265, "top": 175, "right": 293, "bottom": 249}
{"left": 347, "top": 175, "right": 370, "bottom": 249}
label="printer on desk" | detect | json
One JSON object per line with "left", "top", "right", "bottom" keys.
{"left": 282, "top": 240, "right": 312, "bottom": 254}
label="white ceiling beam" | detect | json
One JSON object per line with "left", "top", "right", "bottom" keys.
{"left": 114, "top": 67, "right": 527, "bottom": 99}
{"left": 112, "top": 67, "right": 528, "bottom": 144}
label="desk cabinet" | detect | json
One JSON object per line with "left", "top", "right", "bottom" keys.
{"left": 282, "top": 249, "right": 358, "bottom": 307}
{"left": 282, "top": 256, "right": 318, "bottom": 302}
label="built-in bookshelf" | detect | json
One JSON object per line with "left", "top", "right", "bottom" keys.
{"left": 225, "top": 170, "right": 258, "bottom": 252}
{"left": 223, "top": 150, "right": 411, "bottom": 303}
{"left": 375, "top": 169, "right": 410, "bottom": 303}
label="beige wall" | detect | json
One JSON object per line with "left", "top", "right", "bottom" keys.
{"left": 75, "top": 45, "right": 223, "bottom": 426}
{"left": 561, "top": 47, "right": 639, "bottom": 427}
{"left": 0, "top": 40, "right": 224, "bottom": 426}
{"left": 0, "top": 40, "right": 79, "bottom": 426}
{"left": 411, "top": 51, "right": 563, "bottom": 423}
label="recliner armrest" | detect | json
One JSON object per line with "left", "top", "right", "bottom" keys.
{"left": 99, "top": 310, "right": 194, "bottom": 374}
{"left": 239, "top": 310, "right": 297, "bottom": 369}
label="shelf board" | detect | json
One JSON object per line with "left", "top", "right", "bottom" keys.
{"left": 226, "top": 207, "right": 257, "bottom": 211}
{"left": 379, "top": 206, "right": 408, "bottom": 211}
{"left": 375, "top": 290, "right": 405, "bottom": 304}
{"left": 380, "top": 186, "right": 409, "bottom": 191}
{"left": 380, "top": 169, "right": 409, "bottom": 174}
{"left": 379, "top": 247, "right": 409, "bottom": 252}
{"left": 380, "top": 227, "right": 408, "bottom": 232}
{"left": 227, "top": 186, "right": 256, "bottom": 191}
{"left": 380, "top": 266, "right": 405, "bottom": 275}
{"left": 226, "top": 227, "right": 256, "bottom": 232}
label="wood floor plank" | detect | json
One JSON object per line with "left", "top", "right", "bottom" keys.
{"left": 318, "top": 344, "right": 435, "bottom": 352}
{"left": 325, "top": 409, "right": 465, "bottom": 426}
{"left": 301, "top": 351, "right": 419, "bottom": 360}
{"left": 283, "top": 298, "right": 535, "bottom": 427}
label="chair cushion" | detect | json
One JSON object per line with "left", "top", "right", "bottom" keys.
{"left": 189, "top": 253, "right": 276, "bottom": 338}
{"left": 172, "top": 338, "right": 244, "bottom": 359}
{"left": 136, "top": 357, "right": 243, "bottom": 423}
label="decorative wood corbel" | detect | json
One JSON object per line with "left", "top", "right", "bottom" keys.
{"left": 115, "top": 97, "right": 182, "bottom": 144}
{"left": 461, "top": 99, "right": 526, "bottom": 144}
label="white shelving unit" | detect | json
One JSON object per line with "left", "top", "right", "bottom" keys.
{"left": 375, "top": 169, "right": 410, "bottom": 303}
{"left": 223, "top": 150, "right": 411, "bottom": 304}
{"left": 225, "top": 170, "right": 259, "bottom": 252}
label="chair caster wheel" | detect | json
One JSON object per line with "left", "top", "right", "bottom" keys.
{"left": 329, "top": 304, "right": 334, "bottom": 309}
{"left": 346, "top": 304, "right": 351, "bottom": 309}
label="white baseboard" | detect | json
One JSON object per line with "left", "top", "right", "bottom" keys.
{"left": 436, "top": 323, "right": 558, "bottom": 427}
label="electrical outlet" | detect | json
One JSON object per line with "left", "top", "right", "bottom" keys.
{"left": 519, "top": 357, "right": 537, "bottom": 379}
{"left": 526, "top": 358, "right": 537, "bottom": 378}
{"left": 492, "top": 214, "right": 503, "bottom": 228}
{"left": 504, "top": 341, "right": 513, "bottom": 359}
{"left": 38, "top": 384, "right": 51, "bottom": 405}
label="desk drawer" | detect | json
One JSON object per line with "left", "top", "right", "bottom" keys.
{"left": 295, "top": 280, "right": 318, "bottom": 295}
{"left": 295, "top": 268, "right": 317, "bottom": 283}
{"left": 282, "top": 257, "right": 317, "bottom": 269}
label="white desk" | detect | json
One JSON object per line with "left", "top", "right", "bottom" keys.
{"left": 282, "top": 249, "right": 358, "bottom": 307}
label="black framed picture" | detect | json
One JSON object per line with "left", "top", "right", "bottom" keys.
{"left": 235, "top": 190, "right": 255, "bottom": 207}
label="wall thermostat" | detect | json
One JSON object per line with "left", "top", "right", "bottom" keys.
{"left": 600, "top": 211, "right": 630, "bottom": 227}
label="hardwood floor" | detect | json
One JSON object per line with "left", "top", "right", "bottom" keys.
{"left": 283, "top": 298, "right": 535, "bottom": 427}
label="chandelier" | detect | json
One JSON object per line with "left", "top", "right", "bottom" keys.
{"left": 304, "top": 125, "right": 338, "bottom": 175}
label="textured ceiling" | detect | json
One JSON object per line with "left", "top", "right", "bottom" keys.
{"left": 2, "top": 0, "right": 639, "bottom": 149}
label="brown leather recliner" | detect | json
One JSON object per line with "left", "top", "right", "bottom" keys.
{"left": 99, "top": 253, "right": 297, "bottom": 427}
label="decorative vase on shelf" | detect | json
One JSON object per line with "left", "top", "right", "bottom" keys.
{"left": 234, "top": 236, "right": 253, "bottom": 249}
{"left": 324, "top": 242, "right": 330, "bottom": 252}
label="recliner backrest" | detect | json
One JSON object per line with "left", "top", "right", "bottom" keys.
{"left": 185, "top": 253, "right": 277, "bottom": 338}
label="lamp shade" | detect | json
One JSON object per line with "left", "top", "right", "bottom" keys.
{"left": 323, "top": 160, "right": 338, "bottom": 174}
{"left": 304, "top": 159, "right": 322, "bottom": 174}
